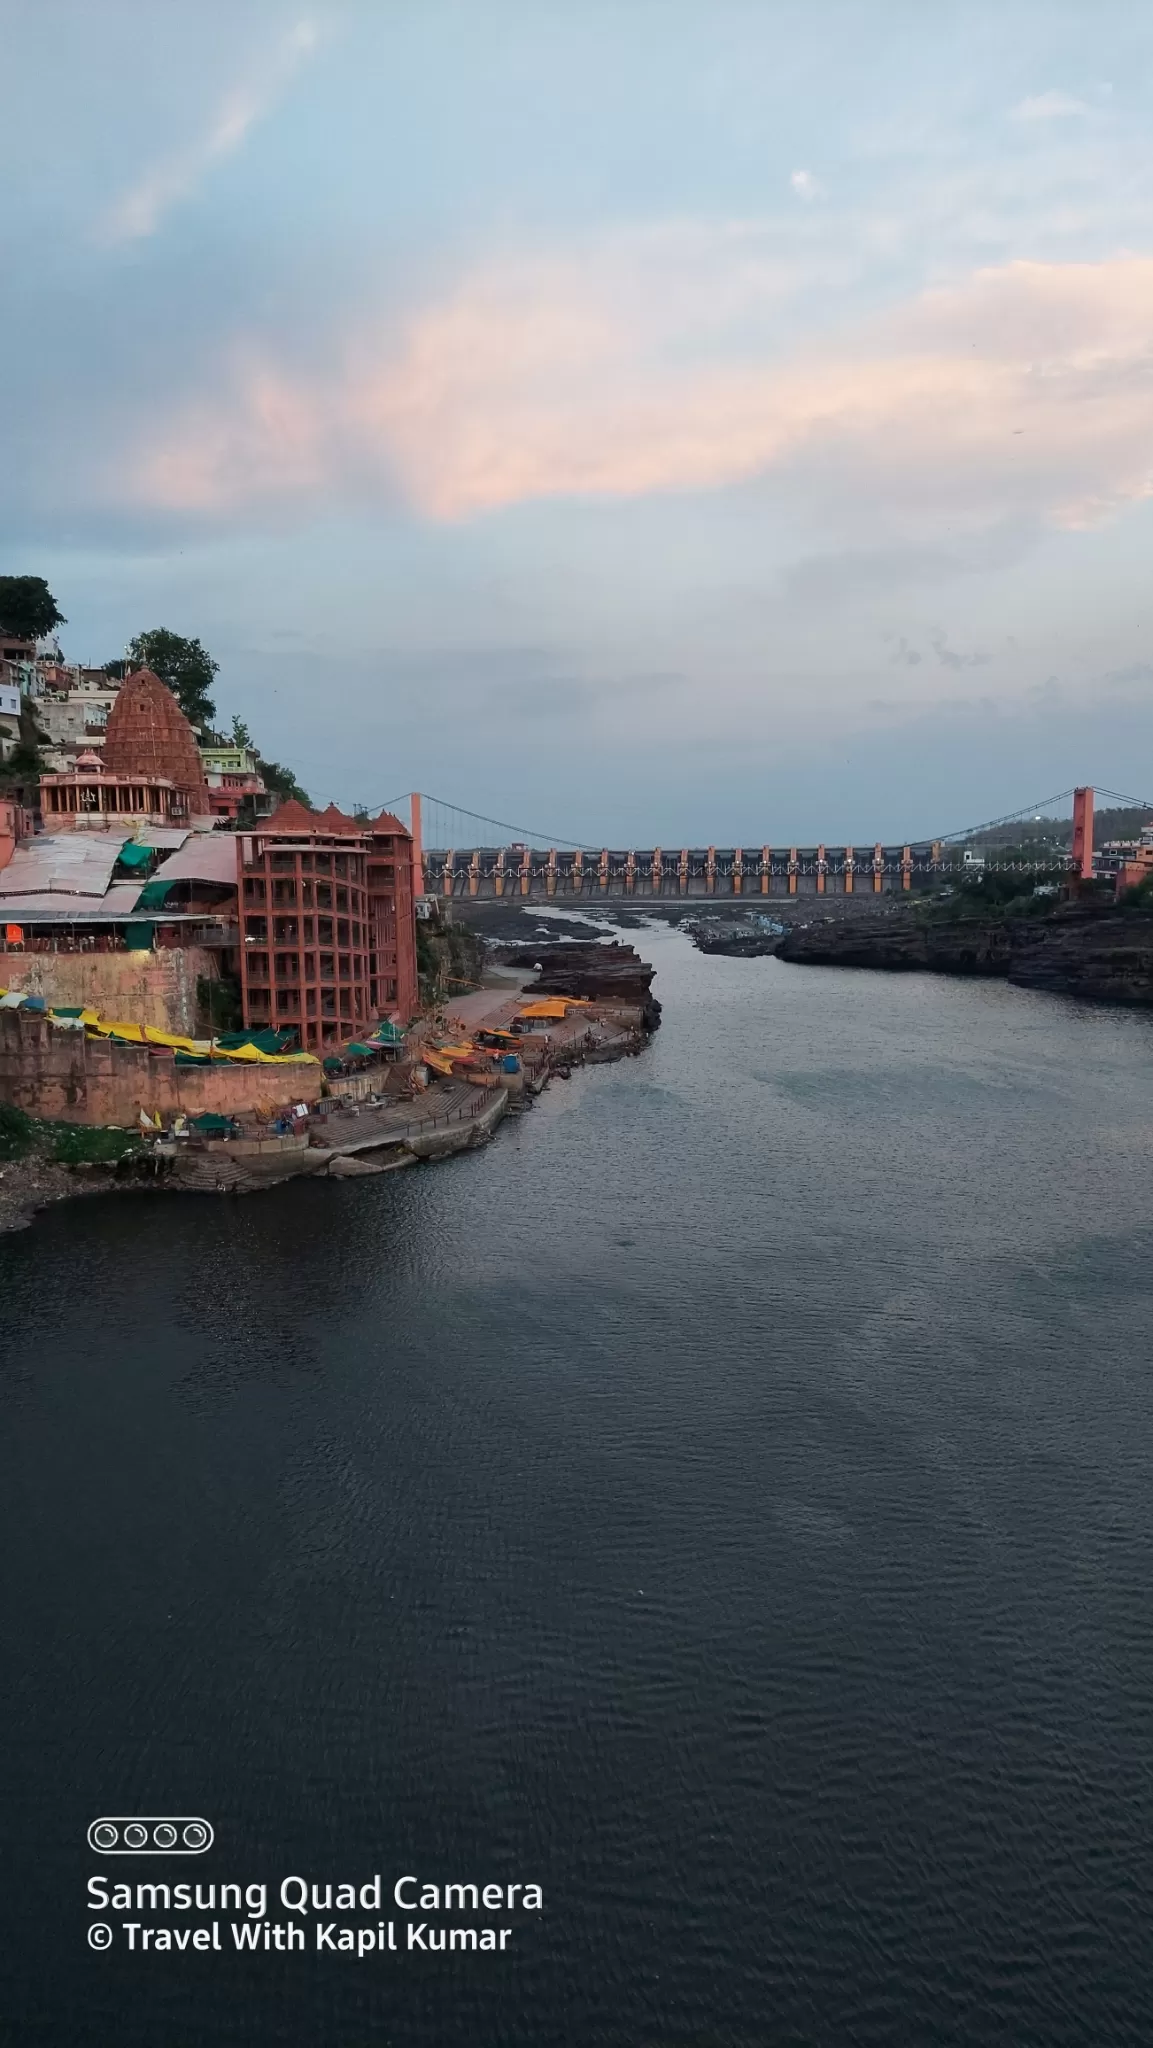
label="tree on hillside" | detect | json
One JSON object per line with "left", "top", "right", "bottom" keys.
{"left": 0, "top": 700, "right": 48, "bottom": 786}
{"left": 0, "top": 575, "right": 65, "bottom": 642}
{"left": 229, "top": 715, "right": 254, "bottom": 752}
{"left": 119, "top": 628, "right": 218, "bottom": 730}
{"left": 257, "top": 756, "right": 311, "bottom": 808}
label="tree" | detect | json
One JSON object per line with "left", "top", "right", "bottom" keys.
{"left": 124, "top": 628, "right": 218, "bottom": 730}
{"left": 230, "top": 715, "right": 254, "bottom": 752}
{"left": 0, "top": 701, "right": 48, "bottom": 787}
{"left": 0, "top": 575, "right": 65, "bottom": 642}
{"left": 258, "top": 756, "right": 311, "bottom": 808}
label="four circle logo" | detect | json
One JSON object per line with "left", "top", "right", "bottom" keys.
{"left": 88, "top": 1818, "right": 213, "bottom": 1855}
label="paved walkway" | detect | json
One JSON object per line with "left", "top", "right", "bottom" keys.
{"left": 311, "top": 1079, "right": 488, "bottom": 1156}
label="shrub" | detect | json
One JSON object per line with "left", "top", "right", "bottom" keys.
{"left": 0, "top": 1103, "right": 33, "bottom": 1159}
{"left": 49, "top": 1124, "right": 141, "bottom": 1166}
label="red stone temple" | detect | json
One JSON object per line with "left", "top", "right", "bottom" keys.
{"left": 40, "top": 668, "right": 210, "bottom": 829}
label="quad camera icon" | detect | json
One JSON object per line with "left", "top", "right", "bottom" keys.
{"left": 88, "top": 1817, "right": 214, "bottom": 1855}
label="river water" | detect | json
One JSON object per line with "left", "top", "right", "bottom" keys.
{"left": 3, "top": 925, "right": 1152, "bottom": 2046}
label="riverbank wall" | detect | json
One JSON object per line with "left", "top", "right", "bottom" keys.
{"left": 1, "top": 946, "right": 221, "bottom": 1035}
{"left": 0, "top": 1008, "right": 322, "bottom": 1124}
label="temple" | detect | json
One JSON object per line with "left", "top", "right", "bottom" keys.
{"left": 39, "top": 668, "right": 211, "bottom": 830}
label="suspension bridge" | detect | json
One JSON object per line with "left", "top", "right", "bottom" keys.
{"left": 359, "top": 786, "right": 1151, "bottom": 901}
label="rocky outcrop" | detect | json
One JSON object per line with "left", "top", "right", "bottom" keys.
{"left": 511, "top": 941, "right": 661, "bottom": 1029}
{"left": 777, "top": 906, "right": 1153, "bottom": 1005}
{"left": 1008, "top": 915, "right": 1153, "bottom": 1003}
{"left": 686, "top": 918, "right": 785, "bottom": 957}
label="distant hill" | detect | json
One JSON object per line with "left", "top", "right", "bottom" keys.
{"left": 971, "top": 804, "right": 1153, "bottom": 852}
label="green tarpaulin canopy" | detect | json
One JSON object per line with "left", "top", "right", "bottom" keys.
{"left": 116, "top": 841, "right": 153, "bottom": 870}
{"left": 123, "top": 922, "right": 154, "bottom": 951}
{"left": 190, "top": 1112, "right": 232, "bottom": 1133}
{"left": 323, "top": 1056, "right": 344, "bottom": 1073}
{"left": 343, "top": 1041, "right": 377, "bottom": 1058}
{"left": 214, "top": 1028, "right": 294, "bottom": 1053}
{"left": 134, "top": 878, "right": 173, "bottom": 909}
{"left": 370, "top": 1019, "right": 405, "bottom": 1043}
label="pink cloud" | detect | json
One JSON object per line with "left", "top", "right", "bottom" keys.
{"left": 128, "top": 247, "right": 1153, "bottom": 536}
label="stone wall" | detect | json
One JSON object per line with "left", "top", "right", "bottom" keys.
{"left": 0, "top": 1011, "right": 322, "bottom": 1126}
{"left": 0, "top": 947, "right": 219, "bottom": 1034}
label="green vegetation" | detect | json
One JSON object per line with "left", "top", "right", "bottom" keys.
{"left": 969, "top": 804, "right": 1153, "bottom": 853}
{"left": 416, "top": 918, "right": 484, "bottom": 1005}
{"left": 112, "top": 627, "right": 219, "bottom": 730}
{"left": 0, "top": 700, "right": 48, "bottom": 789}
{"left": 0, "top": 1106, "right": 141, "bottom": 1167}
{"left": 257, "top": 756, "right": 311, "bottom": 807}
{"left": 48, "top": 1123, "right": 143, "bottom": 1165}
{"left": 1118, "top": 872, "right": 1153, "bottom": 910}
{"left": 0, "top": 1104, "right": 33, "bottom": 1159}
{"left": 1093, "top": 804, "right": 1153, "bottom": 847}
{"left": 197, "top": 973, "right": 243, "bottom": 1033}
{"left": 958, "top": 866, "right": 1068, "bottom": 911}
{"left": 919, "top": 865, "right": 1072, "bottom": 925}
{"left": 0, "top": 574, "right": 65, "bottom": 641}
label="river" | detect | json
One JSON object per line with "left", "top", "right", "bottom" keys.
{"left": 2, "top": 924, "right": 1151, "bottom": 2046}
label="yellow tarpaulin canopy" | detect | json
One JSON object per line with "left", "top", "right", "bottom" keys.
{"left": 517, "top": 998, "right": 577, "bottom": 1020}
{"left": 143, "top": 1026, "right": 207, "bottom": 1053}
{"left": 75, "top": 1008, "right": 317, "bottom": 1065}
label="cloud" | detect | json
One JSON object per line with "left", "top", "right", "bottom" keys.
{"left": 928, "top": 631, "right": 990, "bottom": 670}
{"left": 127, "top": 242, "right": 1153, "bottom": 543}
{"left": 889, "top": 637, "right": 922, "bottom": 667}
{"left": 790, "top": 169, "right": 820, "bottom": 201}
{"left": 100, "top": 18, "right": 320, "bottom": 243}
{"left": 1011, "top": 90, "right": 1092, "bottom": 122}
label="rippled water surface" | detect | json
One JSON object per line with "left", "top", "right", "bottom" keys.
{"left": 3, "top": 928, "right": 1153, "bottom": 2046}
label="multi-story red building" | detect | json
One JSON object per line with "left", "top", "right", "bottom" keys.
{"left": 236, "top": 802, "right": 419, "bottom": 1052}
{"left": 365, "top": 810, "right": 418, "bottom": 1023}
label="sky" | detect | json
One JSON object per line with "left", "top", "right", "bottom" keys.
{"left": 3, "top": 0, "right": 1153, "bottom": 841}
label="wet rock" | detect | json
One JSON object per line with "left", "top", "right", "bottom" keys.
{"left": 777, "top": 905, "right": 1153, "bottom": 1004}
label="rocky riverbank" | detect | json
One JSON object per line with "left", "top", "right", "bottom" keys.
{"left": 509, "top": 940, "right": 663, "bottom": 1030}
{"left": 778, "top": 903, "right": 1153, "bottom": 1005}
